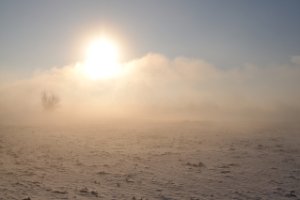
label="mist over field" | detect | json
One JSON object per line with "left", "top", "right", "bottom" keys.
{"left": 1, "top": 1, "right": 300, "bottom": 199}
{"left": 1, "top": 53, "right": 300, "bottom": 125}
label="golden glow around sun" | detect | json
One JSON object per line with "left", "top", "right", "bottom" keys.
{"left": 83, "top": 36, "right": 121, "bottom": 80}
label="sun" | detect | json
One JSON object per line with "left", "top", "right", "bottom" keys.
{"left": 83, "top": 36, "right": 121, "bottom": 80}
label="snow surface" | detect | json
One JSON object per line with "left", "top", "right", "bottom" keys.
{"left": 0, "top": 121, "right": 299, "bottom": 199}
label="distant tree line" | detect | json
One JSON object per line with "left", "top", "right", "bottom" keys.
{"left": 41, "top": 91, "right": 60, "bottom": 111}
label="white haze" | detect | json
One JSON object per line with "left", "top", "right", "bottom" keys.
{"left": 0, "top": 53, "right": 300, "bottom": 125}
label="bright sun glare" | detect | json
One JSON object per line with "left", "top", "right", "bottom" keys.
{"left": 83, "top": 37, "right": 121, "bottom": 80}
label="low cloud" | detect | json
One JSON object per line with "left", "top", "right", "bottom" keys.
{"left": 1, "top": 53, "right": 300, "bottom": 125}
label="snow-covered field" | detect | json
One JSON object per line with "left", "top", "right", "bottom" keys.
{"left": 0, "top": 121, "right": 299, "bottom": 199}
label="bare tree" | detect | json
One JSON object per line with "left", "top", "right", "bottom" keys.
{"left": 41, "top": 91, "right": 60, "bottom": 111}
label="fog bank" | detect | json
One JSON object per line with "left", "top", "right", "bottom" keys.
{"left": 1, "top": 53, "right": 300, "bottom": 125}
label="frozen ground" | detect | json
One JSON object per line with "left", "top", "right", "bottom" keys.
{"left": 0, "top": 121, "right": 299, "bottom": 200}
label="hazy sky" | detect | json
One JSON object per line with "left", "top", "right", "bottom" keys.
{"left": 1, "top": 0, "right": 300, "bottom": 73}
{"left": 1, "top": 1, "right": 300, "bottom": 124}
